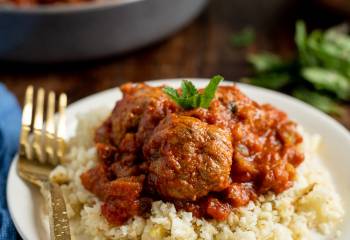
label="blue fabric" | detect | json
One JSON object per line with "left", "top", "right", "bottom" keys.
{"left": 0, "top": 83, "right": 21, "bottom": 240}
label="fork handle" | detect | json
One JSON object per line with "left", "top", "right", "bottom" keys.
{"left": 47, "top": 182, "right": 71, "bottom": 240}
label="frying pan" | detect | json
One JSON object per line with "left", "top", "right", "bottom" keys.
{"left": 0, "top": 0, "right": 208, "bottom": 62}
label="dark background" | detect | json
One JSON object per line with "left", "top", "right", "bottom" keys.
{"left": 1, "top": 0, "right": 350, "bottom": 128}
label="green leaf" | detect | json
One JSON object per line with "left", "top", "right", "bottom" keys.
{"left": 304, "top": 30, "right": 323, "bottom": 66}
{"left": 243, "top": 73, "right": 291, "bottom": 90}
{"left": 325, "top": 24, "right": 349, "bottom": 36}
{"left": 292, "top": 88, "right": 344, "bottom": 115}
{"left": 302, "top": 67, "right": 350, "bottom": 100}
{"left": 163, "top": 86, "right": 179, "bottom": 99}
{"left": 163, "top": 86, "right": 182, "bottom": 106}
{"left": 189, "top": 94, "right": 201, "bottom": 108}
{"left": 295, "top": 20, "right": 307, "bottom": 52}
{"left": 231, "top": 27, "right": 255, "bottom": 47}
{"left": 200, "top": 75, "right": 224, "bottom": 108}
{"left": 295, "top": 20, "right": 320, "bottom": 66}
{"left": 324, "top": 25, "right": 350, "bottom": 52}
{"left": 177, "top": 98, "right": 194, "bottom": 109}
{"left": 163, "top": 75, "right": 224, "bottom": 109}
{"left": 239, "top": 20, "right": 348, "bottom": 117}
{"left": 296, "top": 23, "right": 350, "bottom": 77}
{"left": 307, "top": 32, "right": 350, "bottom": 72}
{"left": 248, "top": 53, "right": 287, "bottom": 73}
{"left": 181, "top": 80, "right": 198, "bottom": 97}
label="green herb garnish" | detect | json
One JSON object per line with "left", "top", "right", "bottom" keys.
{"left": 247, "top": 52, "right": 287, "bottom": 73}
{"left": 163, "top": 75, "right": 224, "bottom": 109}
{"left": 240, "top": 20, "right": 350, "bottom": 115}
{"left": 231, "top": 27, "right": 256, "bottom": 47}
{"left": 292, "top": 88, "right": 344, "bottom": 115}
{"left": 302, "top": 67, "right": 350, "bottom": 100}
{"left": 242, "top": 73, "right": 291, "bottom": 90}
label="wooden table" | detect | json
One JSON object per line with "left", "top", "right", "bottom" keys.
{"left": 1, "top": 0, "right": 350, "bottom": 129}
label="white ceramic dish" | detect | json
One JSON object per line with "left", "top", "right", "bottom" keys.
{"left": 7, "top": 79, "right": 350, "bottom": 240}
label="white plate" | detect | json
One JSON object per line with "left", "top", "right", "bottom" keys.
{"left": 7, "top": 79, "right": 350, "bottom": 240}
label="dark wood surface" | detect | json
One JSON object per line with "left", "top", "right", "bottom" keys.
{"left": 1, "top": 0, "right": 350, "bottom": 129}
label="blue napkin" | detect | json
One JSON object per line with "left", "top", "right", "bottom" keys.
{"left": 0, "top": 83, "right": 21, "bottom": 240}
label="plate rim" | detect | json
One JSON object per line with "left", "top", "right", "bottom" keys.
{"left": 7, "top": 78, "right": 350, "bottom": 240}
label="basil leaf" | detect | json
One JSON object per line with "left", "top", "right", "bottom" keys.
{"left": 295, "top": 20, "right": 307, "bottom": 51}
{"left": 240, "top": 20, "right": 349, "bottom": 118}
{"left": 231, "top": 27, "right": 255, "bottom": 47}
{"left": 248, "top": 53, "right": 287, "bottom": 73}
{"left": 302, "top": 67, "right": 350, "bottom": 100}
{"left": 296, "top": 21, "right": 320, "bottom": 66}
{"left": 324, "top": 26, "right": 350, "bottom": 52}
{"left": 292, "top": 88, "right": 344, "bottom": 115}
{"left": 243, "top": 73, "right": 291, "bottom": 90}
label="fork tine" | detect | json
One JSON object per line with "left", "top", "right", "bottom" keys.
{"left": 45, "top": 91, "right": 56, "bottom": 165}
{"left": 55, "top": 93, "right": 67, "bottom": 164}
{"left": 33, "top": 88, "right": 45, "bottom": 163}
{"left": 20, "top": 86, "right": 34, "bottom": 159}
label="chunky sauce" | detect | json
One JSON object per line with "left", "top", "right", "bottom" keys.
{"left": 80, "top": 83, "right": 304, "bottom": 225}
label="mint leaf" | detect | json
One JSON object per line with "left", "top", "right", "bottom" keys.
{"left": 163, "top": 86, "right": 180, "bottom": 102}
{"left": 181, "top": 80, "right": 198, "bottom": 97}
{"left": 200, "top": 75, "right": 224, "bottom": 108}
{"left": 163, "top": 75, "right": 224, "bottom": 109}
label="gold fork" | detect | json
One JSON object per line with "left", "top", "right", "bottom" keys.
{"left": 17, "top": 86, "right": 71, "bottom": 240}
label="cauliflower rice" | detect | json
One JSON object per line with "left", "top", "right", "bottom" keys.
{"left": 50, "top": 109, "right": 344, "bottom": 240}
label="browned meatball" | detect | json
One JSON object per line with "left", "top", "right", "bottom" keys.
{"left": 143, "top": 114, "right": 233, "bottom": 201}
{"left": 185, "top": 86, "right": 304, "bottom": 193}
{"left": 102, "top": 83, "right": 178, "bottom": 146}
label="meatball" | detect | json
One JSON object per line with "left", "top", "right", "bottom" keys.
{"left": 187, "top": 86, "right": 304, "bottom": 194}
{"left": 82, "top": 83, "right": 305, "bottom": 226}
{"left": 97, "top": 83, "right": 179, "bottom": 147}
{"left": 143, "top": 114, "right": 233, "bottom": 201}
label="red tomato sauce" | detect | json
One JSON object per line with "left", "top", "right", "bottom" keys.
{"left": 80, "top": 83, "right": 304, "bottom": 226}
